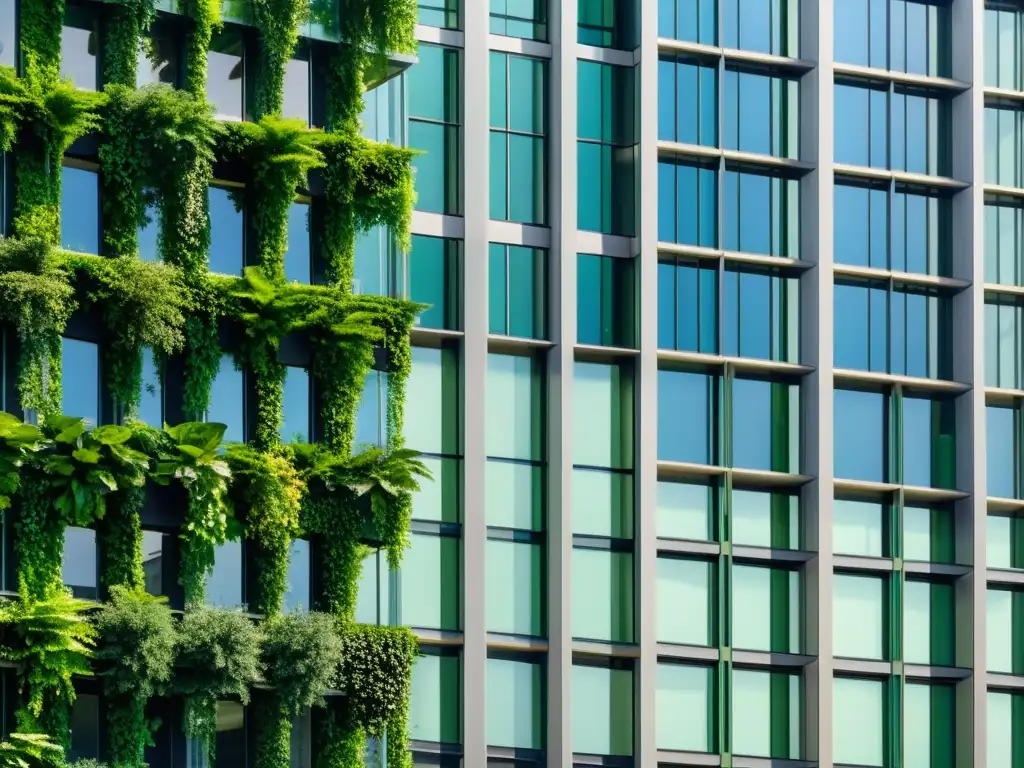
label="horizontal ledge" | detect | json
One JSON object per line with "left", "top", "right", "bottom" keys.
{"left": 984, "top": 86, "right": 1024, "bottom": 104}
{"left": 655, "top": 461, "right": 809, "bottom": 488}
{"left": 656, "top": 643, "right": 721, "bottom": 663}
{"left": 656, "top": 243, "right": 814, "bottom": 271}
{"left": 984, "top": 283, "right": 1024, "bottom": 298}
{"left": 832, "top": 263, "right": 970, "bottom": 290}
{"left": 657, "top": 142, "right": 814, "bottom": 172}
{"left": 412, "top": 629, "right": 464, "bottom": 646}
{"left": 485, "top": 633, "right": 549, "bottom": 652}
{"left": 833, "top": 658, "right": 893, "bottom": 676}
{"left": 731, "top": 650, "right": 817, "bottom": 668}
{"left": 655, "top": 38, "right": 815, "bottom": 72}
{"left": 488, "top": 334, "right": 556, "bottom": 353}
{"left": 415, "top": 24, "right": 463, "bottom": 48}
{"left": 832, "top": 62, "right": 970, "bottom": 92}
{"left": 833, "top": 164, "right": 969, "bottom": 190}
{"left": 987, "top": 496, "right": 1024, "bottom": 512}
{"left": 572, "top": 640, "right": 640, "bottom": 658}
{"left": 904, "top": 664, "right": 972, "bottom": 681}
{"left": 987, "top": 568, "right": 1024, "bottom": 586}
{"left": 988, "top": 673, "right": 1024, "bottom": 691}
{"left": 489, "top": 219, "right": 552, "bottom": 249}
{"left": 574, "top": 343, "right": 640, "bottom": 360}
{"left": 656, "top": 750, "right": 722, "bottom": 767}
{"left": 833, "top": 368, "right": 970, "bottom": 394}
{"left": 656, "top": 349, "right": 813, "bottom": 376}
{"left": 488, "top": 34, "right": 552, "bottom": 58}
{"left": 658, "top": 539, "right": 721, "bottom": 557}
{"left": 904, "top": 562, "right": 971, "bottom": 578}
{"left": 732, "top": 546, "right": 814, "bottom": 564}
{"left": 410, "top": 327, "right": 463, "bottom": 346}
{"left": 833, "top": 554, "right": 897, "bottom": 572}
{"left": 984, "top": 183, "right": 1024, "bottom": 200}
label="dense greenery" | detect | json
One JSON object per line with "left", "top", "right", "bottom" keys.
{"left": 2, "top": 0, "right": 422, "bottom": 761}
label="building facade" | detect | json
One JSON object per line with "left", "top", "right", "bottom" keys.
{"left": 4, "top": 0, "right": 1024, "bottom": 765}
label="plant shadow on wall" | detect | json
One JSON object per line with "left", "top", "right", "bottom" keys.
{"left": 0, "top": 0, "right": 425, "bottom": 758}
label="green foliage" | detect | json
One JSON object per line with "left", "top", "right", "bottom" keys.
{"left": 225, "top": 446, "right": 303, "bottom": 614}
{"left": 249, "top": 0, "right": 308, "bottom": 121}
{"left": 179, "top": 0, "right": 221, "bottom": 97}
{"left": 260, "top": 612, "right": 344, "bottom": 716}
{"left": 0, "top": 592, "right": 96, "bottom": 746}
{"left": 0, "top": 413, "right": 46, "bottom": 512}
{"left": 94, "top": 588, "right": 175, "bottom": 768}
{"left": 0, "top": 732, "right": 63, "bottom": 768}
{"left": 337, "top": 624, "right": 417, "bottom": 740}
{"left": 97, "top": 483, "right": 145, "bottom": 594}
{"left": 151, "top": 422, "right": 234, "bottom": 606}
{"left": 0, "top": 237, "right": 75, "bottom": 416}
{"left": 173, "top": 608, "right": 261, "bottom": 764}
{"left": 14, "top": 482, "right": 65, "bottom": 599}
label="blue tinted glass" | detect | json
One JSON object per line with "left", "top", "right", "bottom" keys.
{"left": 902, "top": 396, "right": 934, "bottom": 488}
{"left": 283, "top": 539, "right": 310, "bottom": 612}
{"left": 139, "top": 347, "right": 162, "bottom": 427}
{"left": 658, "top": 369, "right": 713, "bottom": 464}
{"left": 988, "top": 406, "right": 1015, "bottom": 499}
{"left": 658, "top": 161, "right": 676, "bottom": 242}
{"left": 868, "top": 285, "right": 889, "bottom": 372}
{"left": 733, "top": 270, "right": 771, "bottom": 359}
{"left": 353, "top": 227, "right": 389, "bottom": 296}
{"left": 208, "top": 186, "right": 244, "bottom": 275}
{"left": 658, "top": 262, "right": 677, "bottom": 349}
{"left": 62, "top": 338, "right": 100, "bottom": 425}
{"left": 207, "top": 355, "right": 244, "bottom": 443}
{"left": 0, "top": 0, "right": 14, "bottom": 69}
{"left": 281, "top": 367, "right": 310, "bottom": 444}
{"left": 834, "top": 0, "right": 869, "bottom": 64}
{"left": 61, "top": 166, "right": 100, "bottom": 254}
{"left": 355, "top": 369, "right": 387, "bottom": 448}
{"left": 835, "top": 84, "right": 869, "bottom": 166}
{"left": 834, "top": 283, "right": 870, "bottom": 370}
{"left": 208, "top": 540, "right": 243, "bottom": 607}
{"left": 284, "top": 202, "right": 311, "bottom": 283}
{"left": 834, "top": 184, "right": 870, "bottom": 266}
{"left": 138, "top": 197, "right": 160, "bottom": 263}
{"left": 834, "top": 388, "right": 885, "bottom": 482}
{"left": 732, "top": 378, "right": 772, "bottom": 470}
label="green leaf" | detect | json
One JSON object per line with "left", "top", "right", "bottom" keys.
{"left": 92, "top": 424, "right": 132, "bottom": 445}
{"left": 72, "top": 447, "right": 102, "bottom": 464}
{"left": 53, "top": 418, "right": 88, "bottom": 443}
{"left": 92, "top": 470, "right": 118, "bottom": 492}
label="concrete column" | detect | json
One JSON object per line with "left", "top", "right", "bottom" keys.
{"left": 799, "top": 0, "right": 834, "bottom": 762}
{"left": 547, "top": 0, "right": 577, "bottom": 765}
{"left": 461, "top": 0, "right": 489, "bottom": 764}
{"left": 636, "top": 0, "right": 659, "bottom": 766}
{"left": 949, "top": 0, "right": 987, "bottom": 763}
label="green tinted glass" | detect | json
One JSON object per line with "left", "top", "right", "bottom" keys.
{"left": 408, "top": 653, "right": 461, "bottom": 742}
{"left": 656, "top": 663, "right": 711, "bottom": 752}
{"left": 657, "top": 557, "right": 712, "bottom": 646}
{"left": 573, "top": 663, "right": 633, "bottom": 755}
{"left": 732, "top": 669, "right": 801, "bottom": 759}
{"left": 400, "top": 533, "right": 460, "bottom": 630}
{"left": 486, "top": 540, "right": 544, "bottom": 636}
{"left": 571, "top": 548, "right": 633, "bottom": 642}
{"left": 487, "top": 657, "right": 544, "bottom": 748}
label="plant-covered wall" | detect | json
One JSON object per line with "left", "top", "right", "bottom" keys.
{"left": 0, "top": 0, "right": 424, "bottom": 761}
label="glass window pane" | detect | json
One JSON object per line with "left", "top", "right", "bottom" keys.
{"left": 732, "top": 669, "right": 800, "bottom": 759}
{"left": 732, "top": 565, "right": 800, "bottom": 653}
{"left": 61, "top": 165, "right": 100, "bottom": 255}
{"left": 354, "top": 369, "right": 387, "bottom": 448}
{"left": 572, "top": 663, "right": 633, "bottom": 756}
{"left": 141, "top": 529, "right": 170, "bottom": 597}
{"left": 410, "top": 235, "right": 458, "bottom": 331}
{"left": 657, "top": 480, "right": 713, "bottom": 541}
{"left": 904, "top": 580, "right": 954, "bottom": 666}
{"left": 731, "top": 378, "right": 798, "bottom": 472}
{"left": 406, "top": 346, "right": 459, "bottom": 455}
{"left": 989, "top": 691, "right": 1015, "bottom": 768}
{"left": 137, "top": 26, "right": 180, "bottom": 87}
{"left": 415, "top": 456, "right": 460, "bottom": 524}
{"left": 208, "top": 539, "right": 243, "bottom": 608}
{"left": 61, "top": 8, "right": 98, "bottom": 91}
{"left": 62, "top": 338, "right": 100, "bottom": 425}
{"left": 903, "top": 502, "right": 954, "bottom": 564}
{"left": 63, "top": 526, "right": 97, "bottom": 600}
{"left": 572, "top": 468, "right": 632, "bottom": 538}
{"left": 139, "top": 347, "right": 163, "bottom": 426}
{"left": 656, "top": 662, "right": 710, "bottom": 752}
{"left": 208, "top": 185, "right": 244, "bottom": 275}
{"left": 400, "top": 533, "right": 460, "bottom": 630}
{"left": 987, "top": 587, "right": 1015, "bottom": 673}
{"left": 833, "top": 498, "right": 885, "bottom": 557}
{"left": 486, "top": 461, "right": 542, "bottom": 530}
{"left": 834, "top": 388, "right": 886, "bottom": 482}
{"left": 281, "top": 57, "right": 310, "bottom": 124}
{"left": 283, "top": 539, "right": 310, "bottom": 613}
{"left": 833, "top": 677, "right": 884, "bottom": 767}
{"left": 573, "top": 362, "right": 632, "bottom": 469}
{"left": 988, "top": 405, "right": 1016, "bottom": 499}
{"left": 0, "top": 0, "right": 15, "bottom": 68}
{"left": 284, "top": 202, "right": 311, "bottom": 283}
{"left": 486, "top": 354, "right": 541, "bottom": 460}
{"left": 657, "top": 557, "right": 711, "bottom": 646}
{"left": 905, "top": 684, "right": 954, "bottom": 768}
{"left": 281, "top": 366, "right": 310, "bottom": 444}
{"left": 732, "top": 489, "right": 799, "bottom": 549}
{"left": 408, "top": 653, "right": 461, "bottom": 743}
{"left": 486, "top": 539, "right": 543, "bottom": 636}
{"left": 571, "top": 548, "right": 633, "bottom": 643}
{"left": 207, "top": 355, "right": 244, "bottom": 443}
{"left": 68, "top": 692, "right": 101, "bottom": 761}
{"left": 833, "top": 573, "right": 885, "bottom": 660}
{"left": 486, "top": 658, "right": 543, "bottom": 749}
{"left": 207, "top": 31, "right": 244, "bottom": 121}
{"left": 658, "top": 368, "right": 714, "bottom": 464}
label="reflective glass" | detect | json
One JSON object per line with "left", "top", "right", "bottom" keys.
{"left": 0, "top": 0, "right": 14, "bottom": 68}
{"left": 723, "top": 264, "right": 801, "bottom": 364}
{"left": 902, "top": 395, "right": 955, "bottom": 489}
{"left": 61, "top": 165, "right": 100, "bottom": 255}
{"left": 408, "top": 653, "right": 461, "bottom": 743}
{"left": 290, "top": 711, "right": 312, "bottom": 768}
{"left": 573, "top": 361, "right": 632, "bottom": 469}
{"left": 833, "top": 677, "right": 884, "bottom": 767}
{"left": 68, "top": 693, "right": 101, "bottom": 761}
{"left": 490, "top": 0, "right": 547, "bottom": 40}
{"left": 658, "top": 159, "right": 717, "bottom": 246}
{"left": 486, "top": 354, "right": 541, "bottom": 461}
{"left": 723, "top": 67, "right": 799, "bottom": 158}
{"left": 139, "top": 347, "right": 163, "bottom": 426}
{"left": 658, "top": 258, "right": 717, "bottom": 353}
{"left": 988, "top": 514, "right": 1014, "bottom": 570}
{"left": 489, "top": 243, "right": 546, "bottom": 339}
{"left": 62, "top": 337, "right": 100, "bottom": 425}
{"left": 281, "top": 366, "right": 310, "bottom": 444}
{"left": 732, "top": 669, "right": 801, "bottom": 759}
{"left": 723, "top": 0, "right": 798, "bottom": 55}
{"left": 141, "top": 529, "right": 169, "bottom": 597}
{"left": 284, "top": 202, "right": 311, "bottom": 283}
{"left": 730, "top": 378, "right": 799, "bottom": 472}
{"left": 208, "top": 185, "right": 244, "bottom": 275}
{"left": 281, "top": 56, "right": 310, "bottom": 124}
{"left": 578, "top": 0, "right": 633, "bottom": 47}
{"left": 408, "top": 45, "right": 461, "bottom": 214}
{"left": 732, "top": 565, "right": 800, "bottom": 653}
{"left": 486, "top": 658, "right": 543, "bottom": 748}
{"left": 207, "top": 355, "right": 244, "bottom": 443}
{"left": 903, "top": 502, "right": 953, "bottom": 564}
{"left": 987, "top": 587, "right": 1018, "bottom": 673}
{"left": 656, "top": 662, "right": 711, "bottom": 752}
{"left": 833, "top": 0, "right": 949, "bottom": 77}
{"left": 986, "top": 299, "right": 1023, "bottom": 389}
{"left": 486, "top": 461, "right": 542, "bottom": 530}
{"left": 486, "top": 539, "right": 543, "bottom": 636}
{"left": 138, "top": 195, "right": 160, "bottom": 263}
{"left": 572, "top": 663, "right": 633, "bottom": 756}
{"left": 137, "top": 26, "right": 180, "bottom": 87}
{"left": 61, "top": 7, "right": 98, "bottom": 91}
{"left": 283, "top": 539, "right": 310, "bottom": 612}
{"left": 405, "top": 346, "right": 459, "bottom": 455}
{"left": 904, "top": 580, "right": 954, "bottom": 666}
{"left": 987, "top": 5, "right": 1024, "bottom": 90}
{"left": 63, "top": 526, "right": 97, "bottom": 599}
{"left": 208, "top": 539, "right": 244, "bottom": 608}
{"left": 658, "top": 0, "right": 716, "bottom": 44}
{"left": 409, "top": 235, "right": 458, "bottom": 331}
{"left": 400, "top": 533, "right": 460, "bottom": 630}
{"left": 989, "top": 691, "right": 1016, "bottom": 768}
{"left": 723, "top": 169, "right": 799, "bottom": 257}
{"left": 657, "top": 480, "right": 713, "bottom": 541}
{"left": 658, "top": 368, "right": 715, "bottom": 465}
{"left": 577, "top": 253, "right": 634, "bottom": 348}
{"left": 988, "top": 405, "right": 1016, "bottom": 499}
{"left": 657, "top": 556, "right": 711, "bottom": 645}
{"left": 731, "top": 489, "right": 799, "bottom": 549}
{"left": 986, "top": 200, "right": 1024, "bottom": 286}
{"left": 658, "top": 55, "right": 716, "bottom": 146}
{"left": 834, "top": 389, "right": 885, "bottom": 482}
{"left": 986, "top": 106, "right": 1024, "bottom": 188}
{"left": 572, "top": 469, "right": 632, "bottom": 538}
{"left": 352, "top": 226, "right": 393, "bottom": 297}
{"left": 207, "top": 31, "right": 244, "bottom": 121}
{"left": 571, "top": 548, "right": 633, "bottom": 642}
{"left": 833, "top": 498, "right": 885, "bottom": 557}
{"left": 418, "top": 0, "right": 459, "bottom": 28}
{"left": 415, "top": 456, "right": 460, "bottom": 524}
{"left": 833, "top": 573, "right": 885, "bottom": 659}
{"left": 354, "top": 368, "right": 387, "bottom": 448}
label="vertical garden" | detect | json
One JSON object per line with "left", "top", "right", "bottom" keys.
{"left": 0, "top": 0, "right": 425, "bottom": 763}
